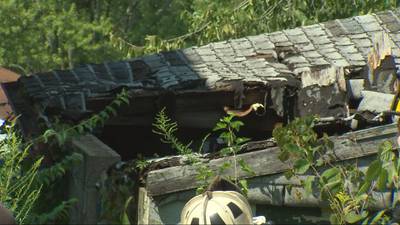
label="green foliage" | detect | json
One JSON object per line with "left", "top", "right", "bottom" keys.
{"left": 32, "top": 199, "right": 78, "bottom": 224}
{"left": 35, "top": 153, "right": 83, "bottom": 187}
{"left": 196, "top": 164, "right": 215, "bottom": 194}
{"left": 0, "top": 122, "right": 43, "bottom": 224}
{"left": 152, "top": 108, "right": 193, "bottom": 156}
{"left": 273, "top": 117, "right": 400, "bottom": 224}
{"left": 98, "top": 163, "right": 136, "bottom": 224}
{"left": 153, "top": 110, "right": 254, "bottom": 195}
{"left": 38, "top": 88, "right": 130, "bottom": 146}
{"left": 2, "top": 0, "right": 396, "bottom": 73}
{"left": 212, "top": 115, "right": 253, "bottom": 194}
{"left": 113, "top": 0, "right": 398, "bottom": 57}
{"left": 121, "top": 196, "right": 133, "bottom": 225}
{"left": 0, "top": 120, "right": 83, "bottom": 224}
{"left": 0, "top": 0, "right": 123, "bottom": 73}
{"left": 213, "top": 115, "right": 250, "bottom": 157}
{"left": 19, "top": 89, "right": 130, "bottom": 224}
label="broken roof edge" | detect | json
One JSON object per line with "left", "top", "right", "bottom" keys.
{"left": 14, "top": 8, "right": 400, "bottom": 114}
{"left": 144, "top": 123, "right": 397, "bottom": 197}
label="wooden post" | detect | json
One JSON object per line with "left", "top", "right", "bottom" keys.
{"left": 137, "top": 188, "right": 150, "bottom": 224}
{"left": 68, "top": 134, "right": 120, "bottom": 224}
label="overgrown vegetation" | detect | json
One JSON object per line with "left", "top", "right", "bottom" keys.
{"left": 31, "top": 88, "right": 131, "bottom": 224}
{"left": 0, "top": 89, "right": 131, "bottom": 224}
{"left": 2, "top": 0, "right": 400, "bottom": 224}
{"left": 273, "top": 116, "right": 400, "bottom": 224}
{"left": 39, "top": 88, "right": 130, "bottom": 146}
{"left": 150, "top": 113, "right": 400, "bottom": 224}
{"left": 0, "top": 122, "right": 42, "bottom": 224}
{"left": 98, "top": 162, "right": 136, "bottom": 225}
{"left": 152, "top": 109, "right": 254, "bottom": 194}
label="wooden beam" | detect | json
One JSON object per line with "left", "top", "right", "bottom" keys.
{"left": 146, "top": 123, "right": 398, "bottom": 196}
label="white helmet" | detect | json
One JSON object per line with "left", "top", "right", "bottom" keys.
{"left": 180, "top": 177, "right": 253, "bottom": 225}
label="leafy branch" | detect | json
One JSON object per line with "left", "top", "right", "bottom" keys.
{"left": 273, "top": 116, "right": 395, "bottom": 224}
{"left": 152, "top": 108, "right": 192, "bottom": 155}
{"left": 35, "top": 153, "right": 83, "bottom": 187}
{"left": 152, "top": 110, "right": 254, "bottom": 195}
{"left": 213, "top": 115, "right": 251, "bottom": 186}
{"left": 32, "top": 88, "right": 131, "bottom": 146}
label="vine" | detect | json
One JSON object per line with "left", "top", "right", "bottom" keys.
{"left": 16, "top": 88, "right": 132, "bottom": 223}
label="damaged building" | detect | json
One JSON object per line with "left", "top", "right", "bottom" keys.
{"left": 3, "top": 9, "right": 400, "bottom": 224}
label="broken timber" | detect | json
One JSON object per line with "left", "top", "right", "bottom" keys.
{"left": 146, "top": 123, "right": 398, "bottom": 206}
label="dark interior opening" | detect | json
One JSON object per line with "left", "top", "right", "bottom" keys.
{"left": 96, "top": 120, "right": 276, "bottom": 161}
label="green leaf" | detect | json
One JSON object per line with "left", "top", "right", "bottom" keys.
{"left": 323, "top": 179, "right": 342, "bottom": 194}
{"left": 329, "top": 214, "right": 339, "bottom": 225}
{"left": 344, "top": 212, "right": 363, "bottom": 224}
{"left": 315, "top": 159, "right": 324, "bottom": 167}
{"left": 357, "top": 182, "right": 371, "bottom": 195}
{"left": 77, "top": 125, "right": 84, "bottom": 134}
{"left": 293, "top": 159, "right": 310, "bottom": 174}
{"left": 43, "top": 129, "right": 57, "bottom": 143}
{"left": 284, "top": 143, "right": 302, "bottom": 154}
{"left": 223, "top": 115, "right": 234, "bottom": 123}
{"left": 235, "top": 137, "right": 250, "bottom": 145}
{"left": 238, "top": 159, "right": 255, "bottom": 176}
{"left": 239, "top": 179, "right": 249, "bottom": 195}
{"left": 218, "top": 162, "right": 231, "bottom": 174}
{"left": 219, "top": 147, "right": 232, "bottom": 156}
{"left": 376, "top": 169, "right": 388, "bottom": 191}
{"left": 120, "top": 97, "right": 130, "bottom": 105}
{"left": 365, "top": 160, "right": 381, "bottom": 182}
{"left": 304, "top": 176, "right": 314, "bottom": 195}
{"left": 99, "top": 111, "right": 109, "bottom": 120}
{"left": 230, "top": 120, "right": 244, "bottom": 131}
{"left": 362, "top": 217, "right": 370, "bottom": 225}
{"left": 284, "top": 170, "right": 294, "bottom": 179}
{"left": 369, "top": 210, "right": 386, "bottom": 225}
{"left": 321, "top": 167, "right": 340, "bottom": 183}
{"left": 121, "top": 196, "right": 133, "bottom": 224}
{"left": 114, "top": 99, "right": 122, "bottom": 106}
{"left": 105, "top": 106, "right": 117, "bottom": 116}
{"left": 322, "top": 133, "right": 334, "bottom": 149}
{"left": 213, "top": 122, "right": 227, "bottom": 131}
{"left": 278, "top": 151, "right": 289, "bottom": 162}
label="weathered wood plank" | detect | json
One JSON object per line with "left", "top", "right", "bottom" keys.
{"left": 283, "top": 186, "right": 392, "bottom": 210}
{"left": 146, "top": 123, "right": 398, "bottom": 196}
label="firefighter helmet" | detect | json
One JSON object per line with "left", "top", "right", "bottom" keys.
{"left": 180, "top": 177, "right": 253, "bottom": 225}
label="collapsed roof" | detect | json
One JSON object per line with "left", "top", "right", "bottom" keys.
{"left": 3, "top": 9, "right": 400, "bottom": 140}
{"left": 3, "top": 9, "right": 400, "bottom": 224}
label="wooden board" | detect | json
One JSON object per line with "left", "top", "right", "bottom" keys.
{"left": 146, "top": 123, "right": 398, "bottom": 196}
